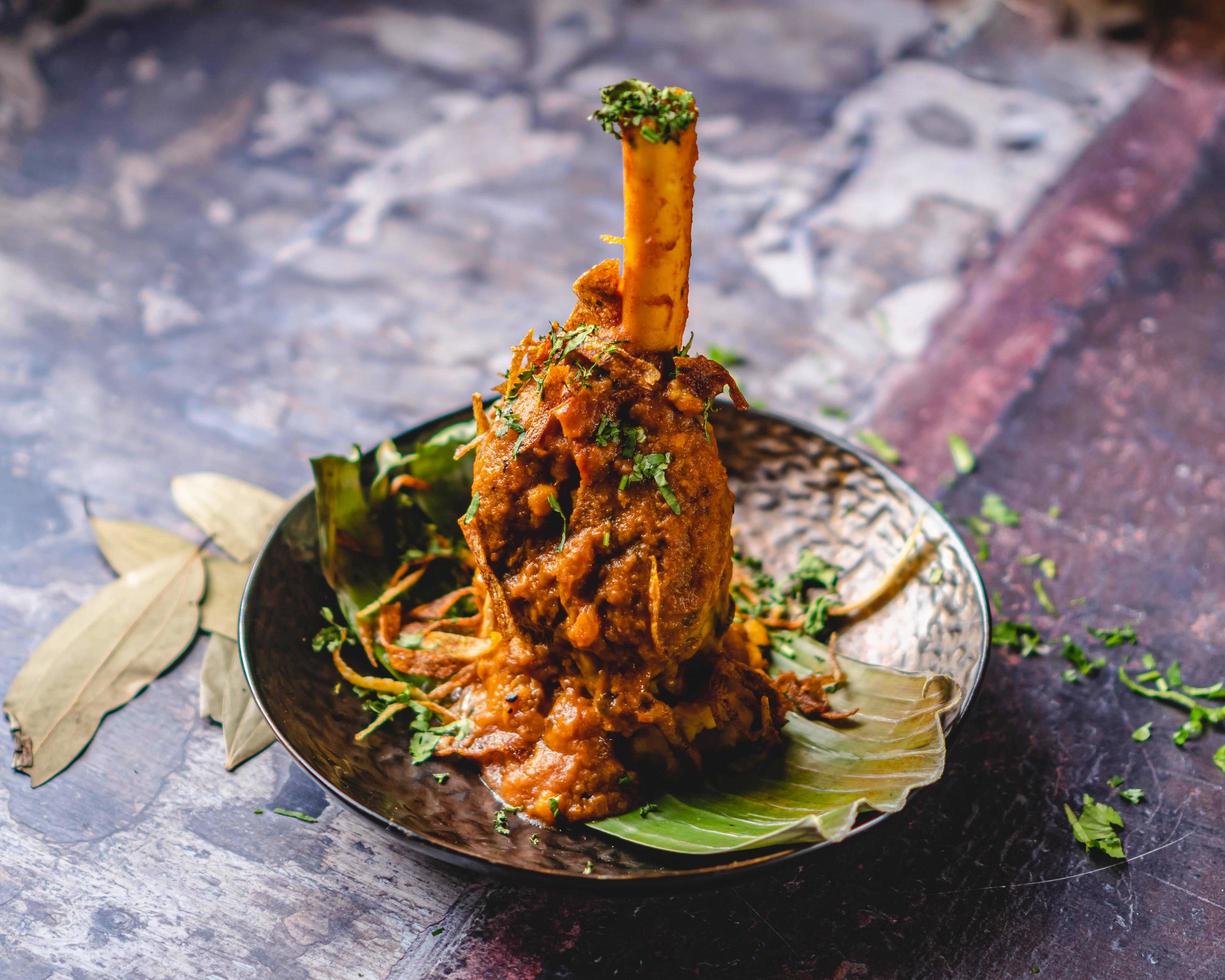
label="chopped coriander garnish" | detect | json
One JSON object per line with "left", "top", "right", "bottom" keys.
{"left": 547, "top": 493, "right": 569, "bottom": 550}
{"left": 602, "top": 530, "right": 611, "bottom": 547}
{"left": 272, "top": 807, "right": 318, "bottom": 824}
{"left": 639, "top": 803, "right": 660, "bottom": 817}
{"left": 1033, "top": 579, "right": 1058, "bottom": 616}
{"left": 787, "top": 552, "right": 840, "bottom": 595}
{"left": 1213, "top": 745, "right": 1225, "bottom": 775}
{"left": 312, "top": 606, "right": 352, "bottom": 653}
{"left": 1106, "top": 775, "right": 1123, "bottom": 788}
{"left": 591, "top": 79, "right": 696, "bottom": 144}
{"left": 1048, "top": 505, "right": 1062, "bottom": 520}
{"left": 1064, "top": 794, "right": 1125, "bottom": 859}
{"left": 493, "top": 805, "right": 520, "bottom": 836}
{"left": 433, "top": 773, "right": 449, "bottom": 784}
{"left": 856, "top": 429, "right": 900, "bottom": 464}
{"left": 1119, "top": 787, "right": 1145, "bottom": 805}
{"left": 618, "top": 773, "right": 633, "bottom": 785}
{"left": 820, "top": 405, "right": 850, "bottom": 420}
{"left": 548, "top": 797, "right": 560, "bottom": 817}
{"left": 530, "top": 833, "right": 541, "bottom": 847}
{"left": 582, "top": 859, "right": 594, "bottom": 875}
{"left": 462, "top": 493, "right": 480, "bottom": 525}
{"left": 991, "top": 619, "right": 1042, "bottom": 657}
{"left": 253, "top": 807, "right": 264, "bottom": 814}
{"left": 1131, "top": 722, "right": 1153, "bottom": 742}
{"left": 1089, "top": 625, "right": 1137, "bottom": 647}
{"left": 981, "top": 492, "right": 1019, "bottom": 527}
{"left": 1040, "top": 558, "right": 1057, "bottom": 580}
{"left": 621, "top": 451, "right": 681, "bottom": 514}
{"left": 1061, "top": 635, "right": 1104, "bottom": 678}
{"left": 947, "top": 434, "right": 975, "bottom": 474}
{"left": 1020, "top": 553, "right": 1043, "bottom": 566}
{"left": 927, "top": 565, "right": 943, "bottom": 585}
{"left": 706, "top": 344, "right": 745, "bottom": 367}
{"left": 430, "top": 927, "right": 445, "bottom": 937}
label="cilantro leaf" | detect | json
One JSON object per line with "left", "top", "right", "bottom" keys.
{"left": 1064, "top": 794, "right": 1125, "bottom": 859}
{"left": 947, "top": 434, "right": 975, "bottom": 474}
{"left": 1088, "top": 625, "right": 1137, "bottom": 647}
{"left": 1033, "top": 579, "right": 1058, "bottom": 616}
{"left": 547, "top": 493, "right": 568, "bottom": 550}
{"left": 462, "top": 493, "right": 480, "bottom": 526}
{"left": 621, "top": 451, "right": 681, "bottom": 514}
{"left": 1106, "top": 775, "right": 1123, "bottom": 788}
{"left": 494, "top": 805, "right": 521, "bottom": 836}
{"left": 1119, "top": 788, "right": 1145, "bottom": 805}
{"left": 787, "top": 552, "right": 840, "bottom": 595}
{"left": 981, "top": 492, "right": 1019, "bottom": 527}
{"left": 991, "top": 619, "right": 1042, "bottom": 656}
{"left": 1214, "top": 745, "right": 1225, "bottom": 775}
{"left": 856, "top": 429, "right": 900, "bottom": 464}
{"left": 272, "top": 807, "right": 318, "bottom": 824}
{"left": 706, "top": 344, "right": 745, "bottom": 367}
{"left": 1131, "top": 722, "right": 1153, "bottom": 743}
{"left": 1061, "top": 635, "right": 1105, "bottom": 678}
{"left": 591, "top": 79, "right": 697, "bottom": 144}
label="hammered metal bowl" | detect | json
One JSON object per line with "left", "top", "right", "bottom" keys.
{"left": 239, "top": 407, "right": 989, "bottom": 890}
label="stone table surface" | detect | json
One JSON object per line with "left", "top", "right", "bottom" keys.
{"left": 2, "top": 1, "right": 1224, "bottom": 977}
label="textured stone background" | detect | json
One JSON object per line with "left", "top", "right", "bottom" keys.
{"left": 2, "top": 1, "right": 1224, "bottom": 977}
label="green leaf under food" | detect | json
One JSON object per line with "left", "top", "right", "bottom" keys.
{"left": 311, "top": 418, "right": 477, "bottom": 637}
{"left": 592, "top": 636, "right": 959, "bottom": 854}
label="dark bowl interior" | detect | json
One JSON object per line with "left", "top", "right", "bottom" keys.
{"left": 239, "top": 407, "right": 989, "bottom": 890}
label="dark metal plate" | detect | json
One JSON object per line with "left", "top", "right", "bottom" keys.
{"left": 238, "top": 407, "right": 989, "bottom": 891}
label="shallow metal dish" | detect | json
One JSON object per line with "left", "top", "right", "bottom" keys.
{"left": 239, "top": 407, "right": 989, "bottom": 891}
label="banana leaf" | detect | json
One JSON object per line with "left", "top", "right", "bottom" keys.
{"left": 311, "top": 420, "right": 476, "bottom": 631}
{"left": 592, "top": 637, "right": 960, "bottom": 854}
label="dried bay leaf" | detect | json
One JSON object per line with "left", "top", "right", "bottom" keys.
{"left": 199, "top": 634, "right": 274, "bottom": 769}
{"left": 90, "top": 517, "right": 197, "bottom": 574}
{"left": 4, "top": 546, "right": 205, "bottom": 786}
{"left": 199, "top": 556, "right": 250, "bottom": 640}
{"left": 171, "top": 473, "right": 287, "bottom": 561}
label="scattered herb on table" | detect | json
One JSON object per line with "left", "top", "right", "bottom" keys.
{"left": 433, "top": 773, "right": 449, "bottom": 784}
{"left": 856, "top": 430, "right": 900, "bottom": 464}
{"left": 1061, "top": 635, "right": 1105, "bottom": 680}
{"left": 1047, "top": 505, "right": 1062, "bottom": 520}
{"left": 1118, "top": 787, "right": 1145, "bottom": 805}
{"left": 820, "top": 405, "right": 850, "bottom": 420}
{"left": 947, "top": 434, "right": 976, "bottom": 474}
{"left": 991, "top": 619, "right": 1042, "bottom": 657}
{"left": 1064, "top": 794, "right": 1125, "bottom": 859}
{"left": 582, "top": 859, "right": 594, "bottom": 875}
{"left": 431, "top": 927, "right": 445, "bottom": 937}
{"left": 530, "top": 833, "right": 541, "bottom": 847}
{"left": 981, "top": 492, "right": 1019, "bottom": 527}
{"left": 273, "top": 807, "right": 318, "bottom": 823}
{"left": 1214, "top": 745, "right": 1225, "bottom": 775}
{"left": 1033, "top": 579, "right": 1058, "bottom": 616}
{"left": 1106, "top": 775, "right": 1123, "bottom": 788}
{"left": 1088, "top": 625, "right": 1137, "bottom": 647}
{"left": 1131, "top": 722, "right": 1153, "bottom": 743}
